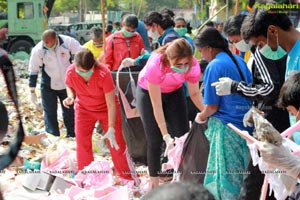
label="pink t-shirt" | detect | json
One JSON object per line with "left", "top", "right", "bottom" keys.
{"left": 138, "top": 52, "right": 201, "bottom": 93}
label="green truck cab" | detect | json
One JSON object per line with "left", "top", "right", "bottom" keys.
{"left": 0, "top": 0, "right": 55, "bottom": 54}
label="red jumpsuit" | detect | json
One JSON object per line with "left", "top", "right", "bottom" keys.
{"left": 65, "top": 63, "right": 140, "bottom": 185}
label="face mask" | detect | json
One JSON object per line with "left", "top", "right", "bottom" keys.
{"left": 122, "top": 28, "right": 134, "bottom": 37}
{"left": 76, "top": 68, "right": 94, "bottom": 77}
{"left": 289, "top": 110, "right": 300, "bottom": 144}
{"left": 259, "top": 34, "right": 286, "bottom": 60}
{"left": 235, "top": 40, "right": 251, "bottom": 52}
{"left": 296, "top": 109, "right": 300, "bottom": 122}
{"left": 44, "top": 43, "right": 57, "bottom": 51}
{"left": 148, "top": 29, "right": 160, "bottom": 39}
{"left": 171, "top": 65, "right": 189, "bottom": 73}
{"left": 174, "top": 27, "right": 188, "bottom": 37}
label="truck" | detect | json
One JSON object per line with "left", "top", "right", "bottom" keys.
{"left": 0, "top": 0, "right": 55, "bottom": 54}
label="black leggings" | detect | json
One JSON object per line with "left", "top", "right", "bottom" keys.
{"left": 136, "top": 85, "right": 189, "bottom": 177}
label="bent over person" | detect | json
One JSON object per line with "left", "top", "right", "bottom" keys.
{"left": 136, "top": 38, "right": 204, "bottom": 189}
{"left": 29, "top": 29, "right": 83, "bottom": 137}
{"left": 63, "top": 49, "right": 140, "bottom": 185}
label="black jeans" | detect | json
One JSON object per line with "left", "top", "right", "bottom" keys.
{"left": 136, "top": 86, "right": 189, "bottom": 177}
{"left": 41, "top": 84, "right": 75, "bottom": 137}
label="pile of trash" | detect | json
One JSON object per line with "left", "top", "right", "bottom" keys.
{"left": 0, "top": 58, "right": 151, "bottom": 200}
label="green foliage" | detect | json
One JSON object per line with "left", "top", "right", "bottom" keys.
{"left": 0, "top": 0, "right": 8, "bottom": 12}
{"left": 144, "top": 0, "right": 178, "bottom": 12}
{"left": 178, "top": 0, "right": 195, "bottom": 9}
{"left": 52, "top": 0, "right": 79, "bottom": 15}
{"left": 86, "top": 0, "right": 100, "bottom": 10}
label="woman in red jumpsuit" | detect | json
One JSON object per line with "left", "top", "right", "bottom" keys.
{"left": 63, "top": 49, "right": 140, "bottom": 186}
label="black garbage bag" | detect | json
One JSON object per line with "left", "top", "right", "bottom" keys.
{"left": 178, "top": 120, "right": 209, "bottom": 184}
{"left": 111, "top": 69, "right": 147, "bottom": 165}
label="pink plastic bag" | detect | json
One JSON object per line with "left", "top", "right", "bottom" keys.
{"left": 75, "top": 161, "right": 114, "bottom": 189}
{"left": 97, "top": 186, "right": 128, "bottom": 200}
{"left": 116, "top": 69, "right": 139, "bottom": 119}
{"left": 41, "top": 149, "right": 77, "bottom": 173}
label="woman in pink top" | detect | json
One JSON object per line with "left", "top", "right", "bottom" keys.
{"left": 136, "top": 38, "right": 204, "bottom": 188}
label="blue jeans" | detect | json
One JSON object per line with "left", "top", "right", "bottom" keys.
{"left": 41, "top": 85, "right": 75, "bottom": 137}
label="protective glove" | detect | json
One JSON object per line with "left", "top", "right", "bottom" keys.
{"left": 30, "top": 92, "right": 38, "bottom": 105}
{"left": 101, "top": 127, "right": 120, "bottom": 150}
{"left": 195, "top": 112, "right": 207, "bottom": 124}
{"left": 38, "top": 133, "right": 51, "bottom": 146}
{"left": 211, "top": 77, "right": 233, "bottom": 96}
{"left": 63, "top": 97, "right": 74, "bottom": 109}
{"left": 163, "top": 134, "right": 174, "bottom": 157}
{"left": 140, "top": 48, "right": 149, "bottom": 55}
{"left": 120, "top": 58, "right": 135, "bottom": 70}
{"left": 243, "top": 108, "right": 254, "bottom": 127}
{"left": 30, "top": 92, "right": 43, "bottom": 111}
{"left": 259, "top": 141, "right": 300, "bottom": 179}
{"left": 243, "top": 107, "right": 264, "bottom": 127}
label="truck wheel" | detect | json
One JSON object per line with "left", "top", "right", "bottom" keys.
{"left": 9, "top": 40, "right": 33, "bottom": 54}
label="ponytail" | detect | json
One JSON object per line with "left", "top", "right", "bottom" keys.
{"left": 224, "top": 47, "right": 245, "bottom": 81}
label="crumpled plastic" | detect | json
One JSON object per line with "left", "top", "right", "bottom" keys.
{"left": 92, "top": 133, "right": 110, "bottom": 156}
{"left": 75, "top": 160, "right": 114, "bottom": 189}
{"left": 41, "top": 147, "right": 77, "bottom": 174}
{"left": 72, "top": 185, "right": 128, "bottom": 200}
{"left": 162, "top": 132, "right": 189, "bottom": 182}
{"left": 247, "top": 141, "right": 297, "bottom": 200}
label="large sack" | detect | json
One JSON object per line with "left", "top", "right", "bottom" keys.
{"left": 112, "top": 70, "right": 147, "bottom": 165}
{"left": 178, "top": 120, "right": 209, "bottom": 184}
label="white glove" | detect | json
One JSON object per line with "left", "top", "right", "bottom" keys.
{"left": 30, "top": 92, "right": 43, "bottom": 111}
{"left": 120, "top": 58, "right": 135, "bottom": 70}
{"left": 243, "top": 109, "right": 254, "bottom": 127}
{"left": 259, "top": 141, "right": 300, "bottom": 179}
{"left": 211, "top": 77, "right": 233, "bottom": 96}
{"left": 140, "top": 48, "right": 149, "bottom": 55}
{"left": 195, "top": 112, "right": 207, "bottom": 124}
{"left": 30, "top": 92, "right": 38, "bottom": 105}
{"left": 101, "top": 127, "right": 119, "bottom": 150}
{"left": 163, "top": 134, "right": 174, "bottom": 157}
{"left": 243, "top": 107, "right": 264, "bottom": 127}
{"left": 63, "top": 97, "right": 74, "bottom": 109}
{"left": 39, "top": 133, "right": 51, "bottom": 146}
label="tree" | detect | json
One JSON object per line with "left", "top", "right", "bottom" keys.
{"left": 0, "top": 0, "right": 8, "bottom": 12}
{"left": 144, "top": 0, "right": 178, "bottom": 11}
{"left": 178, "top": 0, "right": 195, "bottom": 9}
{"left": 51, "top": 0, "right": 79, "bottom": 15}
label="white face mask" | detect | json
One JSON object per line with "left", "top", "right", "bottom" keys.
{"left": 148, "top": 29, "right": 160, "bottom": 39}
{"left": 235, "top": 40, "right": 252, "bottom": 52}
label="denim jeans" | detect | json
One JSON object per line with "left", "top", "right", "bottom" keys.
{"left": 41, "top": 84, "right": 75, "bottom": 137}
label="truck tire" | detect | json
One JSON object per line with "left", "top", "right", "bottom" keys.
{"left": 8, "top": 40, "right": 34, "bottom": 54}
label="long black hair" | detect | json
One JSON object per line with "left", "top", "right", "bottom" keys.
{"left": 194, "top": 27, "right": 245, "bottom": 81}
{"left": 143, "top": 11, "right": 174, "bottom": 30}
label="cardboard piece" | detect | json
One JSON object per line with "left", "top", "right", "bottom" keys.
{"left": 22, "top": 171, "right": 56, "bottom": 191}
{"left": 37, "top": 172, "right": 55, "bottom": 191}
{"left": 50, "top": 175, "right": 73, "bottom": 194}
{"left": 22, "top": 173, "right": 41, "bottom": 191}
